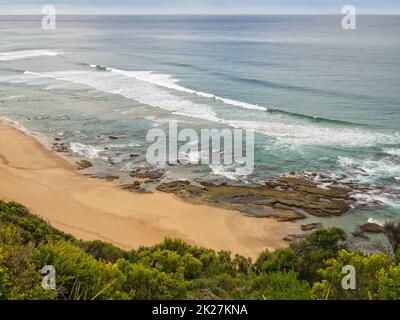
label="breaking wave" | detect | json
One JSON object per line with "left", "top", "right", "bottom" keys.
{"left": 0, "top": 50, "right": 60, "bottom": 61}
{"left": 2, "top": 68, "right": 398, "bottom": 147}
{"left": 70, "top": 142, "right": 104, "bottom": 159}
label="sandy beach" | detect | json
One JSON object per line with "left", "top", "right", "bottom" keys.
{"left": 0, "top": 122, "right": 299, "bottom": 259}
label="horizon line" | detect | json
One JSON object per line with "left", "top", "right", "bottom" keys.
{"left": 1, "top": 13, "right": 400, "bottom": 16}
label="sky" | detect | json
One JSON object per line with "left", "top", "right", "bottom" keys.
{"left": 0, "top": 0, "right": 399, "bottom": 15}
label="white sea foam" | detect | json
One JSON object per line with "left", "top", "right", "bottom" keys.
{"left": 351, "top": 187, "right": 400, "bottom": 210}
{"left": 109, "top": 68, "right": 268, "bottom": 111}
{"left": 338, "top": 156, "right": 400, "bottom": 209}
{"left": 338, "top": 156, "right": 400, "bottom": 177}
{"left": 105, "top": 143, "right": 141, "bottom": 149}
{"left": 70, "top": 142, "right": 104, "bottom": 159}
{"left": 10, "top": 69, "right": 400, "bottom": 147}
{"left": 0, "top": 116, "right": 29, "bottom": 133}
{"left": 227, "top": 119, "right": 400, "bottom": 147}
{"left": 209, "top": 164, "right": 250, "bottom": 181}
{"left": 2, "top": 95, "right": 24, "bottom": 100}
{"left": 367, "top": 218, "right": 386, "bottom": 226}
{"left": 0, "top": 50, "right": 60, "bottom": 61}
{"left": 22, "top": 70, "right": 221, "bottom": 123}
{"left": 179, "top": 149, "right": 209, "bottom": 165}
{"left": 0, "top": 72, "right": 42, "bottom": 84}
{"left": 89, "top": 64, "right": 111, "bottom": 71}
{"left": 95, "top": 68, "right": 398, "bottom": 145}
{"left": 384, "top": 148, "right": 400, "bottom": 156}
{"left": 22, "top": 71, "right": 39, "bottom": 77}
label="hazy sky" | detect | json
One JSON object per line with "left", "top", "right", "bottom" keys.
{"left": 1, "top": 0, "right": 399, "bottom": 15}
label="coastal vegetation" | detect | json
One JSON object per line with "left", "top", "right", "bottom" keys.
{"left": 1, "top": 200, "right": 399, "bottom": 300}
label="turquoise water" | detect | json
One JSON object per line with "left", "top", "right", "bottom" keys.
{"left": 0, "top": 15, "right": 399, "bottom": 231}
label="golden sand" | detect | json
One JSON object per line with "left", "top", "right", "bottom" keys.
{"left": 0, "top": 122, "right": 299, "bottom": 258}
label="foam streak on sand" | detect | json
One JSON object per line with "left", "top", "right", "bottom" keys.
{"left": 0, "top": 122, "right": 298, "bottom": 258}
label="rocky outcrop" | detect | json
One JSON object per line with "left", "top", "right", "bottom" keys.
{"left": 352, "top": 229, "right": 370, "bottom": 240}
{"left": 130, "top": 168, "right": 165, "bottom": 180}
{"left": 75, "top": 160, "right": 93, "bottom": 170}
{"left": 359, "top": 223, "right": 385, "bottom": 234}
{"left": 121, "top": 181, "right": 142, "bottom": 191}
{"left": 120, "top": 181, "right": 149, "bottom": 193}
{"left": 156, "top": 174, "right": 357, "bottom": 221}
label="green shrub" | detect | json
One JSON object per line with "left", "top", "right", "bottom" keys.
{"left": 254, "top": 247, "right": 299, "bottom": 274}
{"left": 291, "top": 228, "right": 347, "bottom": 283}
{"left": 248, "top": 271, "right": 312, "bottom": 300}
{"left": 116, "top": 259, "right": 189, "bottom": 300}
{"left": 0, "top": 225, "right": 56, "bottom": 300}
{"left": 32, "top": 240, "right": 122, "bottom": 300}
{"left": 80, "top": 240, "right": 126, "bottom": 262}
{"left": 1, "top": 200, "right": 400, "bottom": 300}
{"left": 312, "top": 250, "right": 394, "bottom": 300}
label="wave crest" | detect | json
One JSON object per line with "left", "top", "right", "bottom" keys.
{"left": 7, "top": 68, "right": 400, "bottom": 147}
{"left": 0, "top": 50, "right": 60, "bottom": 61}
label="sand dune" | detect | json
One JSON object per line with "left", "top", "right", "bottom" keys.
{"left": 0, "top": 122, "right": 299, "bottom": 259}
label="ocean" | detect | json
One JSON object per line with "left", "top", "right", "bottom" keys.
{"left": 0, "top": 15, "right": 399, "bottom": 232}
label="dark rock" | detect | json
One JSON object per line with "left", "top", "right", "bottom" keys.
{"left": 121, "top": 181, "right": 150, "bottom": 193}
{"left": 54, "top": 137, "right": 62, "bottom": 141}
{"left": 156, "top": 180, "right": 306, "bottom": 221}
{"left": 301, "top": 223, "right": 323, "bottom": 232}
{"left": 97, "top": 175, "right": 120, "bottom": 181}
{"left": 157, "top": 180, "right": 190, "bottom": 192}
{"left": 52, "top": 145, "right": 69, "bottom": 153}
{"left": 275, "top": 210, "right": 306, "bottom": 222}
{"left": 121, "top": 181, "right": 141, "bottom": 191}
{"left": 283, "top": 234, "right": 307, "bottom": 242}
{"left": 75, "top": 160, "right": 93, "bottom": 170}
{"left": 130, "top": 169, "right": 165, "bottom": 180}
{"left": 352, "top": 230, "right": 370, "bottom": 240}
{"left": 155, "top": 171, "right": 360, "bottom": 221}
{"left": 359, "top": 223, "right": 385, "bottom": 234}
{"left": 109, "top": 135, "right": 128, "bottom": 140}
